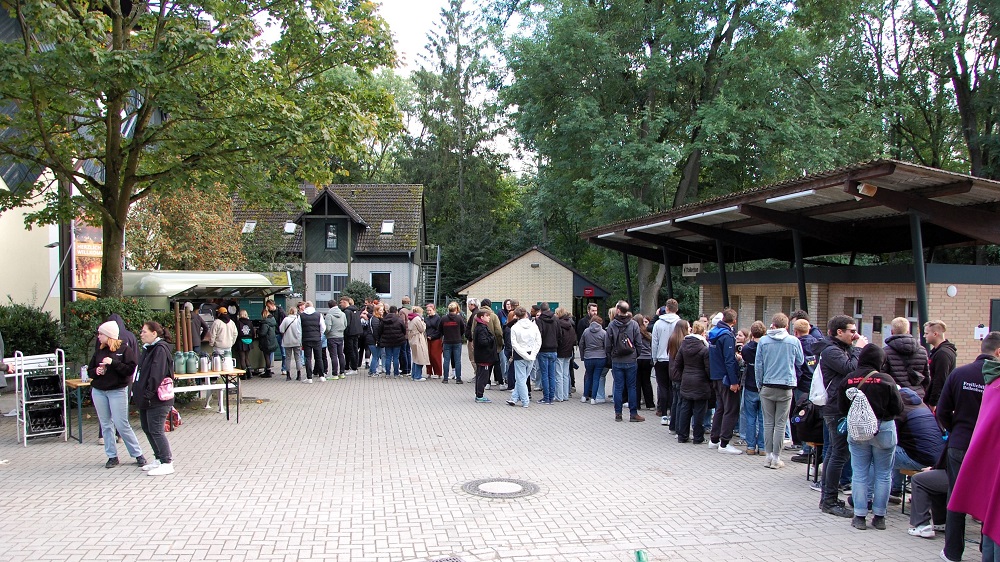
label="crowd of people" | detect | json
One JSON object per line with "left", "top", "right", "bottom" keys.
{"left": 3, "top": 291, "right": 998, "bottom": 559}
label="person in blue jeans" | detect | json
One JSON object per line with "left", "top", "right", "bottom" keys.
{"left": 578, "top": 316, "right": 607, "bottom": 403}
{"left": 604, "top": 300, "right": 644, "bottom": 422}
{"left": 535, "top": 303, "right": 559, "bottom": 404}
{"left": 837, "top": 344, "right": 903, "bottom": 530}
{"left": 508, "top": 307, "right": 541, "bottom": 407}
{"left": 739, "top": 322, "right": 766, "bottom": 454}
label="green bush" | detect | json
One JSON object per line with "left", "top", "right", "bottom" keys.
{"left": 63, "top": 298, "right": 176, "bottom": 367}
{"left": 0, "top": 300, "right": 62, "bottom": 356}
{"left": 341, "top": 279, "right": 377, "bottom": 304}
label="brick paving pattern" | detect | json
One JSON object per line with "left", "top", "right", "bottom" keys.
{"left": 0, "top": 357, "right": 967, "bottom": 561}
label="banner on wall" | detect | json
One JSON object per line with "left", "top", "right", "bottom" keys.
{"left": 74, "top": 221, "right": 102, "bottom": 295}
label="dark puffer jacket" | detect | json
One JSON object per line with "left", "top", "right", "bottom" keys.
{"left": 378, "top": 314, "right": 407, "bottom": 348}
{"left": 536, "top": 311, "right": 558, "bottom": 353}
{"left": 556, "top": 316, "right": 576, "bottom": 358}
{"left": 895, "top": 387, "right": 944, "bottom": 467}
{"left": 674, "top": 336, "right": 712, "bottom": 401}
{"left": 883, "top": 333, "right": 930, "bottom": 398}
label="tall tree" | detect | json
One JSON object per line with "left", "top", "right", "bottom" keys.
{"left": 0, "top": 0, "right": 395, "bottom": 297}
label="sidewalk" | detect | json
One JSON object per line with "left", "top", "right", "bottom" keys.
{"left": 0, "top": 357, "right": 957, "bottom": 561}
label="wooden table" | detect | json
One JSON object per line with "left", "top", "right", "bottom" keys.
{"left": 65, "top": 369, "right": 244, "bottom": 443}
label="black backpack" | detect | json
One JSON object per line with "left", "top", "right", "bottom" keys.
{"left": 609, "top": 323, "right": 635, "bottom": 357}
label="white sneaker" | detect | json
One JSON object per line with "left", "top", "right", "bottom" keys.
{"left": 485, "top": 384, "right": 490, "bottom": 390}
{"left": 594, "top": 398, "right": 607, "bottom": 404}
{"left": 141, "top": 459, "right": 162, "bottom": 472}
{"left": 318, "top": 376, "right": 327, "bottom": 382}
{"left": 302, "top": 378, "right": 313, "bottom": 384}
{"left": 660, "top": 416, "right": 669, "bottom": 426}
{"left": 908, "top": 524, "right": 935, "bottom": 538}
{"left": 97, "top": 437, "right": 104, "bottom": 445}
{"left": 581, "top": 396, "right": 588, "bottom": 403}
{"left": 719, "top": 444, "right": 744, "bottom": 455}
{"left": 709, "top": 442, "right": 720, "bottom": 449}
{"left": 147, "top": 462, "right": 174, "bottom": 476}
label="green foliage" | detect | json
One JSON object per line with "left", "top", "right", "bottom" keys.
{"left": 0, "top": 300, "right": 62, "bottom": 357}
{"left": 62, "top": 298, "right": 174, "bottom": 366}
{"left": 0, "top": 0, "right": 397, "bottom": 297}
{"left": 342, "top": 280, "right": 378, "bottom": 305}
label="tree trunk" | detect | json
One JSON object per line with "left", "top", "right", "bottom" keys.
{"left": 637, "top": 257, "right": 665, "bottom": 316}
{"left": 100, "top": 213, "right": 125, "bottom": 298}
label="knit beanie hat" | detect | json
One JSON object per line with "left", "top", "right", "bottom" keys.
{"left": 98, "top": 321, "right": 120, "bottom": 340}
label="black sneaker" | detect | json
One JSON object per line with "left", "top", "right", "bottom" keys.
{"left": 791, "top": 453, "right": 811, "bottom": 464}
{"left": 135, "top": 455, "right": 148, "bottom": 467}
{"left": 821, "top": 503, "right": 853, "bottom": 518}
{"left": 455, "top": 380, "right": 464, "bottom": 384}
{"left": 105, "top": 457, "right": 120, "bottom": 469}
{"left": 851, "top": 516, "right": 867, "bottom": 530}
{"left": 871, "top": 515, "right": 886, "bottom": 530}
{"left": 888, "top": 494, "right": 902, "bottom": 505}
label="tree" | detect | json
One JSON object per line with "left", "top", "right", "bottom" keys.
{"left": 0, "top": 0, "right": 395, "bottom": 297}
{"left": 125, "top": 184, "right": 244, "bottom": 270}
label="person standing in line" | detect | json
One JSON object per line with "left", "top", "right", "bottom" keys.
{"left": 535, "top": 303, "right": 559, "bottom": 404}
{"left": 508, "top": 307, "right": 541, "bottom": 408}
{"left": 708, "top": 308, "right": 743, "bottom": 454}
{"left": 325, "top": 300, "right": 347, "bottom": 379}
{"left": 134, "top": 321, "right": 175, "bottom": 476}
{"left": 465, "top": 298, "right": 480, "bottom": 365}
{"left": 407, "top": 306, "right": 429, "bottom": 381}
{"left": 425, "top": 303, "right": 444, "bottom": 379}
{"left": 472, "top": 308, "right": 497, "bottom": 403}
{"left": 814, "top": 314, "right": 868, "bottom": 518}
{"left": 739, "top": 321, "right": 765, "bottom": 456}
{"left": 209, "top": 306, "right": 238, "bottom": 357}
{"left": 185, "top": 302, "right": 209, "bottom": 353}
{"left": 754, "top": 314, "right": 803, "bottom": 468}
{"left": 948, "top": 342, "right": 1000, "bottom": 561}
{"left": 882, "top": 316, "right": 930, "bottom": 399}
{"left": 341, "top": 297, "right": 362, "bottom": 375}
{"left": 89, "top": 321, "right": 146, "bottom": 469}
{"left": 234, "top": 310, "right": 255, "bottom": 378}
{"left": 298, "top": 301, "right": 326, "bottom": 383}
{"left": 441, "top": 302, "right": 465, "bottom": 383}
{"left": 837, "top": 345, "right": 903, "bottom": 531}
{"left": 554, "top": 307, "right": 576, "bottom": 402}
{"left": 650, "top": 299, "right": 682, "bottom": 428}
{"left": 257, "top": 308, "right": 279, "bottom": 378}
{"left": 279, "top": 307, "right": 303, "bottom": 381}
{"left": 924, "top": 320, "right": 957, "bottom": 410}
{"left": 266, "top": 300, "right": 287, "bottom": 377}
{"left": 634, "top": 314, "right": 655, "bottom": 411}
{"left": 479, "top": 299, "right": 506, "bottom": 388}
{"left": 604, "top": 300, "right": 644, "bottom": 423}
{"left": 579, "top": 316, "right": 606, "bottom": 404}
{"left": 366, "top": 305, "right": 384, "bottom": 376}
{"left": 379, "top": 306, "right": 407, "bottom": 378}
{"left": 673, "top": 320, "right": 711, "bottom": 443}
{"left": 936, "top": 332, "right": 999, "bottom": 562}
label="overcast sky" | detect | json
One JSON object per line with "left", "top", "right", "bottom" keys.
{"left": 377, "top": 0, "right": 451, "bottom": 74}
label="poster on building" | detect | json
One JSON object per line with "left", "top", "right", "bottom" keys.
{"left": 74, "top": 221, "right": 103, "bottom": 295}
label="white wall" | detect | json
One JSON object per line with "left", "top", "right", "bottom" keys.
{"left": 0, "top": 173, "right": 61, "bottom": 316}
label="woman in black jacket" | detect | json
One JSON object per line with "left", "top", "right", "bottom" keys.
{"left": 134, "top": 321, "right": 176, "bottom": 476}
{"left": 89, "top": 320, "right": 145, "bottom": 469}
{"left": 257, "top": 309, "right": 279, "bottom": 378}
{"left": 673, "top": 321, "right": 711, "bottom": 444}
{"left": 235, "top": 310, "right": 255, "bottom": 378}
{"left": 378, "top": 306, "right": 407, "bottom": 377}
{"left": 838, "top": 344, "right": 903, "bottom": 531}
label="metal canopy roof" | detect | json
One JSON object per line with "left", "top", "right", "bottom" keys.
{"left": 580, "top": 160, "right": 1000, "bottom": 264}
{"left": 73, "top": 271, "right": 290, "bottom": 300}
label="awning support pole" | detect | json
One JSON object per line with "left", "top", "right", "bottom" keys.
{"left": 661, "top": 246, "right": 673, "bottom": 299}
{"left": 716, "top": 240, "right": 730, "bottom": 309}
{"left": 622, "top": 252, "right": 634, "bottom": 306}
{"left": 910, "top": 211, "right": 930, "bottom": 349}
{"left": 793, "top": 230, "right": 808, "bottom": 313}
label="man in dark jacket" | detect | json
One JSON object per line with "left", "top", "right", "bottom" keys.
{"left": 813, "top": 314, "right": 868, "bottom": 518}
{"left": 267, "top": 300, "right": 287, "bottom": 375}
{"left": 893, "top": 387, "right": 943, "bottom": 497}
{"left": 937, "top": 331, "right": 999, "bottom": 562}
{"left": 340, "top": 297, "right": 362, "bottom": 373}
{"left": 603, "top": 300, "right": 644, "bottom": 422}
{"left": 790, "top": 310, "right": 825, "bottom": 341}
{"left": 576, "top": 302, "right": 599, "bottom": 339}
{"left": 535, "top": 303, "right": 559, "bottom": 404}
{"left": 708, "top": 308, "right": 741, "bottom": 453}
{"left": 882, "top": 317, "right": 929, "bottom": 399}
{"left": 924, "top": 320, "right": 957, "bottom": 409}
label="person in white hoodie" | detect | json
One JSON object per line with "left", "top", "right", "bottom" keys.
{"left": 650, "top": 299, "right": 682, "bottom": 427}
{"left": 508, "top": 307, "right": 542, "bottom": 408}
{"left": 279, "top": 308, "right": 303, "bottom": 381}
{"left": 754, "top": 312, "right": 804, "bottom": 469}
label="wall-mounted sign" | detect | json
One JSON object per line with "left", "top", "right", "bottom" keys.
{"left": 583, "top": 287, "right": 594, "bottom": 297}
{"left": 682, "top": 263, "right": 701, "bottom": 277}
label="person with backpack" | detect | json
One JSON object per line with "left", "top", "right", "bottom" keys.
{"left": 472, "top": 308, "right": 497, "bottom": 403}
{"left": 708, "top": 308, "right": 742, "bottom": 453}
{"left": 234, "top": 310, "right": 255, "bottom": 379}
{"left": 790, "top": 319, "right": 820, "bottom": 462}
{"left": 837, "top": 344, "right": 903, "bottom": 531}
{"left": 603, "top": 300, "right": 644, "bottom": 423}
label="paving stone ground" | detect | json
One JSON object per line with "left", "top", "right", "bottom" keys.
{"left": 0, "top": 357, "right": 974, "bottom": 562}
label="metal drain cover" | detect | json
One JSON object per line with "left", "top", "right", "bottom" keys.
{"left": 461, "top": 478, "right": 539, "bottom": 499}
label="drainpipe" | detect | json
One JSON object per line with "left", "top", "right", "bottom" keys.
{"left": 408, "top": 250, "right": 413, "bottom": 302}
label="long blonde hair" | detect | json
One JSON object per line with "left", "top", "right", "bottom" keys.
{"left": 104, "top": 337, "right": 122, "bottom": 352}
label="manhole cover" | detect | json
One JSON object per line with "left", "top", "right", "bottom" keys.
{"left": 461, "top": 478, "right": 539, "bottom": 499}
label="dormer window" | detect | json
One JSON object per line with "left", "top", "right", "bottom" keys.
{"left": 380, "top": 220, "right": 395, "bottom": 235}
{"left": 283, "top": 222, "right": 297, "bottom": 235}
{"left": 242, "top": 220, "right": 257, "bottom": 234}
